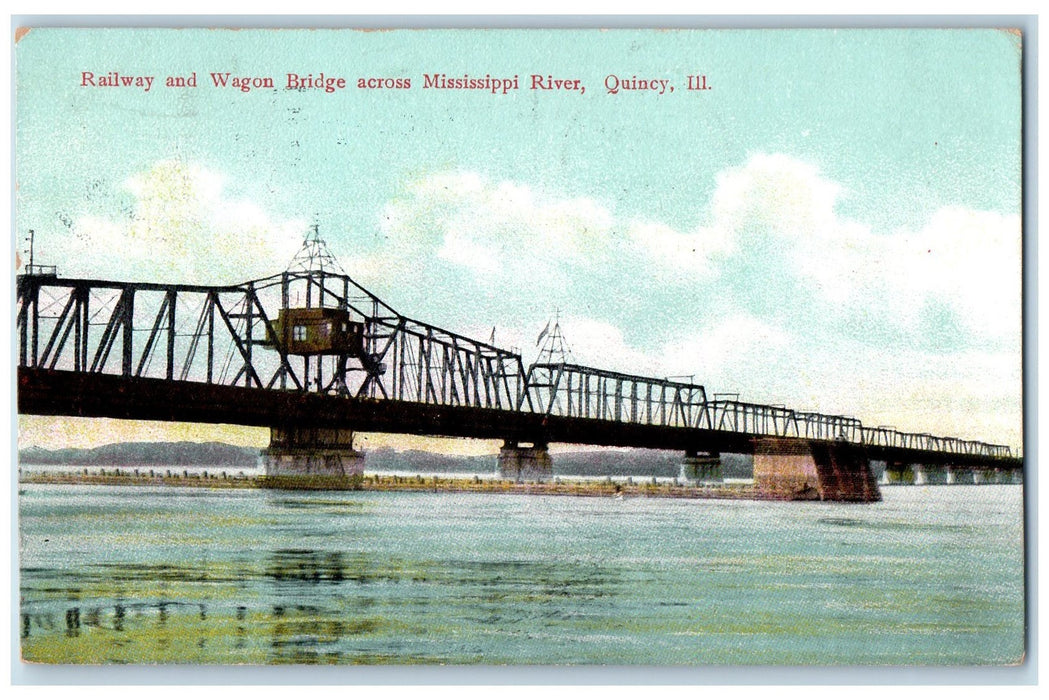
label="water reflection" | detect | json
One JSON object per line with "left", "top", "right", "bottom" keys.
{"left": 19, "top": 486, "right": 1025, "bottom": 665}
{"left": 262, "top": 549, "right": 382, "bottom": 663}
{"left": 65, "top": 607, "right": 80, "bottom": 637}
{"left": 21, "top": 546, "right": 621, "bottom": 663}
{"left": 266, "top": 549, "right": 348, "bottom": 585}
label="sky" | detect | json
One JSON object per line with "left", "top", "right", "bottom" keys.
{"left": 14, "top": 28, "right": 1023, "bottom": 453}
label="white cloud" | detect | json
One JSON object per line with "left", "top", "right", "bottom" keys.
{"left": 379, "top": 171, "right": 618, "bottom": 276}
{"left": 692, "top": 153, "right": 1020, "bottom": 347}
{"left": 626, "top": 220, "right": 730, "bottom": 276}
{"left": 436, "top": 230, "right": 502, "bottom": 275}
{"left": 558, "top": 315, "right": 654, "bottom": 372}
{"left": 709, "top": 152, "right": 844, "bottom": 245}
{"left": 62, "top": 159, "right": 305, "bottom": 285}
{"left": 878, "top": 207, "right": 1021, "bottom": 342}
{"left": 792, "top": 344, "right": 1022, "bottom": 451}
{"left": 663, "top": 315, "right": 791, "bottom": 384}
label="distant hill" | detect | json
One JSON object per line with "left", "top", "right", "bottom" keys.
{"left": 20, "top": 441, "right": 754, "bottom": 478}
{"left": 19, "top": 441, "right": 260, "bottom": 468}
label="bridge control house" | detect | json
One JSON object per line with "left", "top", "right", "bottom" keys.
{"left": 265, "top": 307, "right": 365, "bottom": 357}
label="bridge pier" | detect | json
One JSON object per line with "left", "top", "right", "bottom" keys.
{"left": 946, "top": 467, "right": 975, "bottom": 485}
{"left": 914, "top": 465, "right": 948, "bottom": 485}
{"left": 975, "top": 468, "right": 1005, "bottom": 484}
{"left": 913, "top": 465, "right": 927, "bottom": 485}
{"left": 881, "top": 461, "right": 914, "bottom": 485}
{"left": 753, "top": 438, "right": 880, "bottom": 502}
{"left": 680, "top": 450, "right": 722, "bottom": 484}
{"left": 993, "top": 467, "right": 1019, "bottom": 484}
{"left": 497, "top": 440, "right": 552, "bottom": 483}
{"left": 260, "top": 426, "right": 364, "bottom": 479}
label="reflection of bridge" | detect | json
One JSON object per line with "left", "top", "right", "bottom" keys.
{"left": 16, "top": 234, "right": 1022, "bottom": 502}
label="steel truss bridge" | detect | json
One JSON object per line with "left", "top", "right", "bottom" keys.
{"left": 16, "top": 262, "right": 1019, "bottom": 470}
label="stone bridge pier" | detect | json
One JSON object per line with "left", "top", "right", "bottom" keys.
{"left": 260, "top": 426, "right": 364, "bottom": 478}
{"left": 498, "top": 440, "right": 552, "bottom": 482}
{"left": 753, "top": 437, "right": 880, "bottom": 502}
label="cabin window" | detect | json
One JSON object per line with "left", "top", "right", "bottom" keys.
{"left": 292, "top": 325, "right": 307, "bottom": 342}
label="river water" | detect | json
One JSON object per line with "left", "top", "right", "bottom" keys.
{"left": 18, "top": 482, "right": 1024, "bottom": 666}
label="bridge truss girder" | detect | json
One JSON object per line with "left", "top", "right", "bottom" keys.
{"left": 15, "top": 269, "right": 1015, "bottom": 463}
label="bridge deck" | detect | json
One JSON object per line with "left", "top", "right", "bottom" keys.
{"left": 18, "top": 367, "right": 1023, "bottom": 471}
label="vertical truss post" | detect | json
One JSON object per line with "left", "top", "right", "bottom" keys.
{"left": 69, "top": 285, "right": 89, "bottom": 372}
{"left": 245, "top": 284, "right": 254, "bottom": 387}
{"left": 206, "top": 293, "right": 215, "bottom": 384}
{"left": 417, "top": 335, "right": 425, "bottom": 403}
{"left": 30, "top": 282, "right": 39, "bottom": 366}
{"left": 18, "top": 291, "right": 27, "bottom": 366}
{"left": 121, "top": 288, "right": 134, "bottom": 376}
{"left": 17, "top": 279, "right": 36, "bottom": 367}
{"left": 166, "top": 290, "right": 176, "bottom": 380}
{"left": 397, "top": 332, "right": 406, "bottom": 401}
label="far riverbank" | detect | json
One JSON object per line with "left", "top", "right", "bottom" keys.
{"left": 18, "top": 468, "right": 760, "bottom": 501}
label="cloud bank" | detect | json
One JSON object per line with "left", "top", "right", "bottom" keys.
{"left": 62, "top": 159, "right": 304, "bottom": 285}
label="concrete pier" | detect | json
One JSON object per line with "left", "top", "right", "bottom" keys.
{"left": 975, "top": 468, "right": 1005, "bottom": 484}
{"left": 914, "top": 465, "right": 948, "bottom": 485}
{"left": 945, "top": 467, "right": 975, "bottom": 485}
{"left": 881, "top": 461, "right": 915, "bottom": 485}
{"left": 753, "top": 437, "right": 880, "bottom": 502}
{"left": 680, "top": 450, "right": 722, "bottom": 484}
{"left": 260, "top": 426, "right": 364, "bottom": 478}
{"left": 882, "top": 463, "right": 1026, "bottom": 486}
{"left": 497, "top": 440, "right": 552, "bottom": 482}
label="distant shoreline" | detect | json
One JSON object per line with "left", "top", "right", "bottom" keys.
{"left": 18, "top": 469, "right": 762, "bottom": 501}
{"left": 16, "top": 442, "right": 756, "bottom": 479}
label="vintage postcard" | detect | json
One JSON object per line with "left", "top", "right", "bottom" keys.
{"left": 14, "top": 26, "right": 1024, "bottom": 671}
